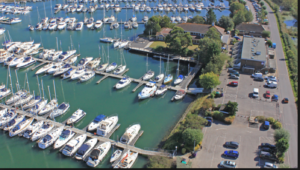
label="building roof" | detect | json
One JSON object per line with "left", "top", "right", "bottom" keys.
{"left": 241, "top": 37, "right": 267, "bottom": 62}
{"left": 155, "top": 27, "right": 172, "bottom": 37}
{"left": 177, "top": 23, "right": 225, "bottom": 35}
{"left": 236, "top": 23, "right": 265, "bottom": 33}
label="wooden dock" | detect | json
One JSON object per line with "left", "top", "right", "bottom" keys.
{"left": 132, "top": 82, "right": 144, "bottom": 92}
{"left": 96, "top": 75, "right": 109, "bottom": 84}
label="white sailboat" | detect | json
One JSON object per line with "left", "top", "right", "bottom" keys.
{"left": 142, "top": 54, "right": 154, "bottom": 80}
{"left": 154, "top": 56, "right": 164, "bottom": 82}
{"left": 62, "top": 134, "right": 87, "bottom": 157}
{"left": 96, "top": 46, "right": 108, "bottom": 71}
{"left": 173, "top": 60, "right": 184, "bottom": 85}
{"left": 31, "top": 122, "right": 54, "bottom": 141}
{"left": 100, "top": 9, "right": 114, "bottom": 43}
{"left": 113, "top": 50, "right": 126, "bottom": 75}
{"left": 3, "top": 115, "right": 25, "bottom": 131}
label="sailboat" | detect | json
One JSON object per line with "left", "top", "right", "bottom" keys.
{"left": 99, "top": 8, "right": 114, "bottom": 43}
{"left": 30, "top": 79, "right": 48, "bottom": 115}
{"left": 96, "top": 46, "right": 108, "bottom": 71}
{"left": 174, "top": 60, "right": 184, "bottom": 85}
{"left": 105, "top": 47, "right": 117, "bottom": 72}
{"left": 35, "top": 7, "right": 42, "bottom": 30}
{"left": 38, "top": 81, "right": 58, "bottom": 116}
{"left": 163, "top": 55, "right": 173, "bottom": 84}
{"left": 113, "top": 50, "right": 126, "bottom": 75}
{"left": 154, "top": 56, "right": 164, "bottom": 82}
{"left": 142, "top": 54, "right": 154, "bottom": 81}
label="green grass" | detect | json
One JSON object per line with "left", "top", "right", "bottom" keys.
{"left": 149, "top": 41, "right": 198, "bottom": 51}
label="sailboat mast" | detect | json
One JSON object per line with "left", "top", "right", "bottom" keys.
{"left": 53, "top": 80, "right": 56, "bottom": 99}
{"left": 177, "top": 60, "right": 179, "bottom": 77}
{"left": 14, "top": 70, "right": 20, "bottom": 91}
{"left": 26, "top": 73, "right": 30, "bottom": 93}
{"left": 44, "top": 2, "right": 46, "bottom": 18}
{"left": 107, "top": 45, "right": 109, "bottom": 63}
{"left": 36, "top": 75, "right": 41, "bottom": 97}
{"left": 8, "top": 67, "right": 14, "bottom": 100}
{"left": 56, "top": 37, "right": 58, "bottom": 51}
{"left": 41, "top": 79, "right": 45, "bottom": 99}
{"left": 48, "top": 86, "right": 52, "bottom": 101}
{"left": 146, "top": 53, "right": 148, "bottom": 72}
{"left": 160, "top": 56, "right": 161, "bottom": 74}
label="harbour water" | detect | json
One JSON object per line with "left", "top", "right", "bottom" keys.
{"left": 0, "top": 0, "right": 230, "bottom": 168}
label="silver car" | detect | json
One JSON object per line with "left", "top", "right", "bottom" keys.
{"left": 264, "top": 162, "right": 278, "bottom": 168}
{"left": 220, "top": 161, "right": 237, "bottom": 168}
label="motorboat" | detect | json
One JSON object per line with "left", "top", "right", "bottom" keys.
{"left": 173, "top": 89, "right": 186, "bottom": 100}
{"left": 146, "top": 6, "right": 151, "bottom": 12}
{"left": 48, "top": 51, "right": 63, "bottom": 61}
{"left": 154, "top": 74, "right": 164, "bottom": 82}
{"left": 86, "top": 20, "right": 94, "bottom": 28}
{"left": 0, "top": 88, "right": 11, "bottom": 99}
{"left": 48, "top": 23, "right": 57, "bottom": 31}
{"left": 57, "top": 22, "right": 67, "bottom": 30}
{"left": 0, "top": 108, "right": 8, "bottom": 119}
{"left": 23, "top": 43, "right": 41, "bottom": 55}
{"left": 110, "top": 149, "right": 122, "bottom": 163}
{"left": 46, "top": 63, "right": 63, "bottom": 74}
{"left": 30, "top": 99, "right": 48, "bottom": 115}
{"left": 38, "top": 126, "right": 64, "bottom": 149}
{"left": 16, "top": 56, "right": 36, "bottom": 68}
{"left": 10, "top": 18, "right": 22, "bottom": 24}
{"left": 124, "top": 22, "right": 130, "bottom": 29}
{"left": 115, "top": 77, "right": 131, "bottom": 89}
{"left": 39, "top": 49, "right": 55, "bottom": 59}
{"left": 8, "top": 57, "right": 24, "bottom": 67}
{"left": 131, "top": 15, "right": 137, "bottom": 22}
{"left": 57, "top": 50, "right": 76, "bottom": 62}
{"left": 163, "top": 74, "right": 173, "bottom": 84}
{"left": 67, "top": 22, "right": 75, "bottom": 30}
{"left": 86, "top": 57, "right": 101, "bottom": 69}
{"left": 13, "top": 93, "right": 33, "bottom": 107}
{"left": 182, "top": 16, "right": 188, "bottom": 22}
{"left": 75, "top": 138, "right": 98, "bottom": 160}
{"left": 23, "top": 120, "right": 43, "bottom": 139}
{"left": 113, "top": 150, "right": 138, "bottom": 168}
{"left": 0, "top": 27, "right": 6, "bottom": 35}
{"left": 77, "top": 57, "right": 93, "bottom": 67}
{"left": 113, "top": 65, "right": 126, "bottom": 75}
{"left": 31, "top": 122, "right": 55, "bottom": 141}
{"left": 64, "top": 56, "right": 78, "bottom": 65}
{"left": 3, "top": 115, "right": 25, "bottom": 131}
{"left": 99, "top": 37, "right": 114, "bottom": 43}
{"left": 54, "top": 4, "right": 62, "bottom": 10}
{"left": 66, "top": 109, "right": 86, "bottom": 125}
{"left": 64, "top": 17, "right": 70, "bottom": 23}
{"left": 176, "top": 16, "right": 182, "bottom": 22}
{"left": 62, "top": 134, "right": 87, "bottom": 157}
{"left": 22, "top": 95, "right": 42, "bottom": 109}
{"left": 155, "top": 85, "right": 168, "bottom": 95}
{"left": 0, "top": 109, "right": 17, "bottom": 127}
{"left": 35, "top": 23, "right": 42, "bottom": 30}
{"left": 62, "top": 68, "right": 76, "bottom": 79}
{"left": 158, "top": 4, "right": 163, "bottom": 11}
{"left": 105, "top": 62, "right": 117, "bottom": 72}
{"left": 38, "top": 99, "right": 58, "bottom": 116}
{"left": 80, "top": 71, "right": 95, "bottom": 82}
{"left": 94, "top": 20, "right": 103, "bottom": 29}
{"left": 86, "top": 142, "right": 111, "bottom": 167}
{"left": 53, "top": 128, "right": 76, "bottom": 149}
{"left": 96, "top": 116, "right": 118, "bottom": 137}
{"left": 75, "top": 22, "right": 84, "bottom": 30}
{"left": 142, "top": 70, "right": 155, "bottom": 81}
{"left": 35, "top": 62, "right": 55, "bottom": 74}
{"left": 87, "top": 114, "right": 106, "bottom": 131}
{"left": 53, "top": 64, "right": 71, "bottom": 76}
{"left": 120, "top": 124, "right": 141, "bottom": 144}
{"left": 174, "top": 75, "right": 184, "bottom": 85}
{"left": 113, "top": 40, "right": 121, "bottom": 48}
{"left": 71, "top": 67, "right": 86, "bottom": 80}
{"left": 49, "top": 102, "right": 70, "bottom": 119}
{"left": 77, "top": 4, "right": 83, "bottom": 12}
{"left": 138, "top": 81, "right": 157, "bottom": 99}
{"left": 132, "top": 22, "right": 138, "bottom": 28}
{"left": 5, "top": 90, "right": 26, "bottom": 105}
{"left": 115, "top": 7, "right": 121, "bottom": 12}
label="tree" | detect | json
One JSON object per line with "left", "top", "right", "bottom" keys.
{"left": 274, "top": 5, "right": 279, "bottom": 12}
{"left": 262, "top": 6, "right": 267, "bottom": 10}
{"left": 165, "top": 26, "right": 193, "bottom": 54}
{"left": 202, "top": 61, "right": 220, "bottom": 74}
{"left": 182, "top": 128, "right": 203, "bottom": 151}
{"left": 274, "top": 128, "right": 290, "bottom": 142}
{"left": 240, "top": 0, "right": 246, "bottom": 5}
{"left": 147, "top": 156, "right": 173, "bottom": 168}
{"left": 229, "top": 2, "right": 245, "bottom": 17}
{"left": 262, "top": 30, "right": 271, "bottom": 38}
{"left": 205, "top": 27, "right": 221, "bottom": 40}
{"left": 260, "top": 1, "right": 264, "bottom": 6}
{"left": 199, "top": 72, "right": 221, "bottom": 89}
{"left": 276, "top": 137, "right": 289, "bottom": 154}
{"left": 206, "top": 9, "right": 217, "bottom": 25}
{"left": 144, "top": 16, "right": 161, "bottom": 35}
{"left": 266, "top": 40, "right": 273, "bottom": 47}
{"left": 233, "top": 10, "right": 246, "bottom": 26}
{"left": 224, "top": 101, "right": 238, "bottom": 116}
{"left": 182, "top": 114, "right": 207, "bottom": 130}
{"left": 159, "top": 15, "right": 172, "bottom": 28}
{"left": 217, "top": 16, "right": 234, "bottom": 31}
{"left": 187, "top": 15, "right": 205, "bottom": 24}
{"left": 245, "top": 10, "right": 254, "bottom": 22}
{"left": 198, "top": 37, "right": 222, "bottom": 64}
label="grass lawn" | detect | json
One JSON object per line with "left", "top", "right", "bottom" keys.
{"left": 150, "top": 41, "right": 198, "bottom": 50}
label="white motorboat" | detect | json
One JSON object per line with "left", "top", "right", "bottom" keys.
{"left": 8, "top": 57, "right": 24, "bottom": 67}
{"left": 53, "top": 128, "right": 75, "bottom": 149}
{"left": 31, "top": 122, "right": 54, "bottom": 141}
{"left": 113, "top": 150, "right": 138, "bottom": 168}
{"left": 142, "top": 70, "right": 155, "bottom": 80}
{"left": 77, "top": 57, "right": 93, "bottom": 67}
{"left": 3, "top": 115, "right": 25, "bottom": 131}
{"left": 66, "top": 109, "right": 86, "bottom": 125}
{"left": 13, "top": 94, "right": 33, "bottom": 107}
{"left": 64, "top": 56, "right": 78, "bottom": 65}
{"left": 171, "top": 16, "right": 176, "bottom": 22}
{"left": 0, "top": 109, "right": 17, "bottom": 127}
{"left": 54, "top": 4, "right": 62, "bottom": 10}
{"left": 30, "top": 99, "right": 48, "bottom": 115}
{"left": 57, "top": 22, "right": 67, "bottom": 30}
{"left": 53, "top": 64, "right": 71, "bottom": 76}
{"left": 62, "top": 68, "right": 76, "bottom": 79}
{"left": 110, "top": 149, "right": 122, "bottom": 163}
{"left": 154, "top": 73, "right": 164, "bottom": 82}
{"left": 48, "top": 51, "right": 63, "bottom": 61}
{"left": 0, "top": 108, "right": 8, "bottom": 119}
{"left": 174, "top": 75, "right": 184, "bottom": 85}
{"left": 75, "top": 138, "right": 98, "bottom": 160}
{"left": 77, "top": 4, "right": 83, "bottom": 12}
{"left": 105, "top": 62, "right": 117, "bottom": 72}
{"left": 138, "top": 81, "right": 157, "bottom": 99}
{"left": 49, "top": 102, "right": 70, "bottom": 119}
{"left": 132, "top": 22, "right": 138, "bottom": 28}
{"left": 94, "top": 20, "right": 103, "bottom": 29}
{"left": 10, "top": 18, "right": 22, "bottom": 24}
{"left": 173, "top": 89, "right": 186, "bottom": 100}
{"left": 42, "top": 23, "right": 49, "bottom": 30}
{"left": 23, "top": 120, "right": 43, "bottom": 139}
{"left": 86, "top": 57, "right": 101, "bottom": 69}
{"left": 182, "top": 16, "right": 188, "bottom": 22}
{"left": 48, "top": 23, "right": 57, "bottom": 30}
{"left": 131, "top": 15, "right": 137, "bottom": 22}
{"left": 38, "top": 126, "right": 64, "bottom": 149}
{"left": 96, "top": 116, "right": 118, "bottom": 136}
{"left": 62, "top": 134, "right": 87, "bottom": 157}
{"left": 80, "top": 71, "right": 95, "bottom": 82}
{"left": 71, "top": 67, "right": 86, "bottom": 80}
{"left": 86, "top": 142, "right": 111, "bottom": 167}
{"left": 35, "top": 23, "right": 42, "bottom": 30}
{"left": 118, "top": 40, "right": 129, "bottom": 48}
{"left": 120, "top": 124, "right": 141, "bottom": 144}
{"left": 57, "top": 50, "right": 76, "bottom": 62}
{"left": 113, "top": 40, "right": 121, "bottom": 48}
{"left": 0, "top": 27, "right": 5, "bottom": 35}
{"left": 86, "top": 21, "right": 94, "bottom": 28}
{"left": 155, "top": 85, "right": 168, "bottom": 95}
{"left": 35, "top": 62, "right": 55, "bottom": 74}
{"left": 38, "top": 99, "right": 58, "bottom": 115}
{"left": 115, "top": 76, "right": 131, "bottom": 89}
{"left": 176, "top": 16, "right": 182, "bottom": 22}
{"left": 158, "top": 4, "right": 164, "bottom": 11}
{"left": 87, "top": 114, "right": 106, "bottom": 131}
{"left": 22, "top": 95, "right": 42, "bottom": 109}
{"left": 75, "top": 22, "right": 84, "bottom": 30}
{"left": 46, "top": 63, "right": 63, "bottom": 74}
{"left": 16, "top": 56, "right": 36, "bottom": 68}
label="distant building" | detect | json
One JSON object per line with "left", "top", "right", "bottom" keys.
{"left": 235, "top": 23, "right": 265, "bottom": 37}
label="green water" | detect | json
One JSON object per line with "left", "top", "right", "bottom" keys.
{"left": 0, "top": 0, "right": 230, "bottom": 168}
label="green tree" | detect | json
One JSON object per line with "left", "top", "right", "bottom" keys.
{"left": 182, "top": 114, "right": 207, "bottom": 130}
{"left": 266, "top": 40, "right": 273, "bottom": 47}
{"left": 274, "top": 128, "right": 290, "bottom": 142}
{"left": 276, "top": 137, "right": 289, "bottom": 154}
{"left": 159, "top": 15, "right": 172, "bottom": 28}
{"left": 262, "top": 30, "right": 271, "bottom": 38}
{"left": 182, "top": 128, "right": 203, "bottom": 151}
{"left": 199, "top": 72, "right": 221, "bottom": 89}
{"left": 187, "top": 15, "right": 205, "bottom": 24}
{"left": 206, "top": 9, "right": 217, "bottom": 25}
{"left": 205, "top": 27, "right": 221, "bottom": 40}
{"left": 229, "top": 2, "right": 245, "bottom": 17}
{"left": 198, "top": 37, "right": 222, "bottom": 64}
{"left": 260, "top": 1, "right": 264, "bottom": 6}
{"left": 262, "top": 6, "right": 267, "bottom": 10}
{"left": 165, "top": 26, "right": 193, "bottom": 54}
{"left": 240, "top": 0, "right": 246, "bottom": 5}
{"left": 224, "top": 101, "right": 238, "bottom": 116}
{"left": 274, "top": 5, "right": 279, "bottom": 12}
{"left": 202, "top": 61, "right": 219, "bottom": 74}
{"left": 147, "top": 156, "right": 173, "bottom": 168}
{"left": 233, "top": 10, "right": 246, "bottom": 26}
{"left": 245, "top": 10, "right": 254, "bottom": 22}
{"left": 144, "top": 16, "right": 161, "bottom": 35}
{"left": 217, "top": 16, "right": 234, "bottom": 31}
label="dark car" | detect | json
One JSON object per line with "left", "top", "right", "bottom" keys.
{"left": 224, "top": 150, "right": 239, "bottom": 159}
{"left": 204, "top": 117, "right": 213, "bottom": 127}
{"left": 230, "top": 75, "right": 239, "bottom": 79}
{"left": 271, "top": 94, "right": 278, "bottom": 102}
{"left": 254, "top": 77, "right": 264, "bottom": 81}
{"left": 228, "top": 69, "right": 239, "bottom": 74}
{"left": 261, "top": 143, "right": 276, "bottom": 149}
{"left": 261, "top": 147, "right": 276, "bottom": 154}
{"left": 229, "top": 72, "right": 240, "bottom": 77}
{"left": 260, "top": 151, "right": 278, "bottom": 161}
{"left": 224, "top": 141, "right": 239, "bottom": 149}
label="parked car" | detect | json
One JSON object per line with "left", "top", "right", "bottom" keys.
{"left": 204, "top": 117, "right": 213, "bottom": 127}
{"left": 264, "top": 162, "right": 278, "bottom": 168}
{"left": 253, "top": 88, "right": 259, "bottom": 98}
{"left": 271, "top": 94, "right": 278, "bottom": 102}
{"left": 260, "top": 151, "right": 278, "bottom": 161}
{"left": 220, "top": 161, "right": 237, "bottom": 168}
{"left": 261, "top": 143, "right": 276, "bottom": 149}
{"left": 252, "top": 73, "right": 263, "bottom": 78}
{"left": 265, "top": 91, "right": 271, "bottom": 98}
{"left": 228, "top": 69, "right": 239, "bottom": 74}
{"left": 228, "top": 81, "right": 238, "bottom": 86}
{"left": 282, "top": 98, "right": 289, "bottom": 104}
{"left": 264, "top": 121, "right": 270, "bottom": 130}
{"left": 233, "top": 36, "right": 241, "bottom": 40}
{"left": 230, "top": 75, "right": 239, "bottom": 80}
{"left": 223, "top": 150, "right": 239, "bottom": 158}
{"left": 261, "top": 147, "right": 276, "bottom": 154}
{"left": 229, "top": 72, "right": 240, "bottom": 77}
{"left": 254, "top": 77, "right": 264, "bottom": 81}
{"left": 265, "top": 81, "right": 277, "bottom": 88}
{"left": 224, "top": 141, "right": 239, "bottom": 149}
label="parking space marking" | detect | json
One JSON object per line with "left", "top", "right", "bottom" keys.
{"left": 210, "top": 145, "right": 217, "bottom": 168}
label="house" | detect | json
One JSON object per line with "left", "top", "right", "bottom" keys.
{"left": 235, "top": 23, "right": 265, "bottom": 37}
{"left": 155, "top": 28, "right": 172, "bottom": 41}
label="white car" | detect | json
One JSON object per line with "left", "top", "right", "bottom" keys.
{"left": 265, "top": 76, "right": 277, "bottom": 82}
{"left": 264, "top": 162, "right": 278, "bottom": 168}
{"left": 219, "top": 161, "right": 237, "bottom": 168}
{"left": 253, "top": 88, "right": 259, "bottom": 98}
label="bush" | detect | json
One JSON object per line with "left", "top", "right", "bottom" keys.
{"left": 182, "top": 128, "right": 204, "bottom": 151}
{"left": 266, "top": 117, "right": 275, "bottom": 124}
{"left": 262, "top": 30, "right": 271, "bottom": 38}
{"left": 213, "top": 111, "right": 225, "bottom": 121}
{"left": 260, "top": 2, "right": 264, "bottom": 6}
{"left": 274, "top": 128, "right": 290, "bottom": 142}
{"left": 224, "top": 116, "right": 235, "bottom": 124}
{"left": 204, "top": 110, "right": 212, "bottom": 117}
{"left": 255, "top": 116, "right": 265, "bottom": 123}
{"left": 273, "top": 121, "right": 282, "bottom": 129}
{"left": 147, "top": 156, "right": 173, "bottom": 168}
{"left": 211, "top": 91, "right": 216, "bottom": 99}
{"left": 275, "top": 137, "right": 289, "bottom": 154}
{"left": 153, "top": 45, "right": 164, "bottom": 52}
{"left": 277, "top": 155, "right": 285, "bottom": 163}
{"left": 187, "top": 49, "right": 194, "bottom": 56}
{"left": 262, "top": 6, "right": 266, "bottom": 10}
{"left": 181, "top": 148, "right": 186, "bottom": 154}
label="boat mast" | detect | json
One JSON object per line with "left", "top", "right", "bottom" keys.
{"left": 44, "top": 2, "right": 46, "bottom": 18}
{"left": 36, "top": 75, "right": 41, "bottom": 97}
{"left": 48, "top": 86, "right": 52, "bottom": 101}
{"left": 8, "top": 66, "right": 14, "bottom": 104}
{"left": 70, "top": 35, "right": 73, "bottom": 50}
{"left": 107, "top": 45, "right": 109, "bottom": 64}
{"left": 146, "top": 53, "right": 148, "bottom": 72}
{"left": 159, "top": 56, "right": 161, "bottom": 74}
{"left": 177, "top": 59, "right": 179, "bottom": 77}
{"left": 103, "top": 8, "right": 105, "bottom": 38}
{"left": 36, "top": 6, "right": 40, "bottom": 23}
{"left": 53, "top": 80, "right": 56, "bottom": 100}
{"left": 41, "top": 79, "right": 45, "bottom": 99}
{"left": 26, "top": 73, "right": 30, "bottom": 93}
{"left": 14, "top": 70, "right": 20, "bottom": 91}
{"left": 50, "top": 0, "right": 53, "bottom": 17}
{"left": 123, "top": 50, "right": 126, "bottom": 66}
{"left": 56, "top": 37, "right": 58, "bottom": 51}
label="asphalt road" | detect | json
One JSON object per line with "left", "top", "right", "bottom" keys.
{"left": 264, "top": 1, "right": 298, "bottom": 168}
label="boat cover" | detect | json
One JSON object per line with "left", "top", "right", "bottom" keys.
{"left": 77, "top": 144, "right": 90, "bottom": 156}
{"left": 62, "top": 52, "right": 67, "bottom": 55}
{"left": 177, "top": 75, "right": 183, "bottom": 79}
{"left": 58, "top": 103, "right": 68, "bottom": 110}
{"left": 43, "top": 134, "right": 53, "bottom": 143}
{"left": 112, "top": 62, "right": 117, "bottom": 66}
{"left": 94, "top": 115, "right": 106, "bottom": 122}
{"left": 35, "top": 96, "right": 41, "bottom": 100}
{"left": 159, "top": 85, "right": 166, "bottom": 90}
{"left": 60, "top": 130, "right": 71, "bottom": 138}
{"left": 63, "top": 64, "right": 70, "bottom": 68}
{"left": 90, "top": 149, "right": 100, "bottom": 160}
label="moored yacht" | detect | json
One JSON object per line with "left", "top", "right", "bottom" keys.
{"left": 22, "top": 95, "right": 41, "bottom": 109}
{"left": 174, "top": 75, "right": 184, "bottom": 85}
{"left": 16, "top": 56, "right": 36, "bottom": 68}
{"left": 87, "top": 114, "right": 106, "bottom": 131}
{"left": 53, "top": 128, "right": 75, "bottom": 149}
{"left": 31, "top": 122, "right": 54, "bottom": 141}
{"left": 105, "top": 62, "right": 117, "bottom": 72}
{"left": 77, "top": 57, "right": 93, "bottom": 67}
{"left": 57, "top": 50, "right": 76, "bottom": 62}
{"left": 62, "top": 68, "right": 76, "bottom": 79}
{"left": 35, "top": 62, "right": 55, "bottom": 75}
{"left": 38, "top": 99, "right": 58, "bottom": 115}
{"left": 5, "top": 90, "right": 26, "bottom": 105}
{"left": 86, "top": 142, "right": 111, "bottom": 167}
{"left": 30, "top": 99, "right": 48, "bottom": 115}
{"left": 75, "top": 22, "right": 84, "bottom": 30}
{"left": 62, "top": 134, "right": 87, "bottom": 157}
{"left": 38, "top": 126, "right": 64, "bottom": 149}
{"left": 163, "top": 74, "right": 173, "bottom": 84}
{"left": 94, "top": 20, "right": 103, "bottom": 29}
{"left": 49, "top": 102, "right": 70, "bottom": 119}
{"left": 53, "top": 64, "right": 71, "bottom": 76}
{"left": 113, "top": 150, "right": 138, "bottom": 168}
{"left": 13, "top": 93, "right": 33, "bottom": 107}
{"left": 138, "top": 81, "right": 157, "bottom": 99}
{"left": 155, "top": 85, "right": 168, "bottom": 95}
{"left": 70, "top": 67, "right": 86, "bottom": 80}
{"left": 46, "top": 62, "right": 63, "bottom": 74}
{"left": 23, "top": 120, "right": 43, "bottom": 139}
{"left": 75, "top": 138, "right": 98, "bottom": 160}
{"left": 86, "top": 57, "right": 101, "bottom": 69}
{"left": 66, "top": 109, "right": 86, "bottom": 125}
{"left": 3, "top": 115, "right": 25, "bottom": 131}
{"left": 110, "top": 149, "right": 122, "bottom": 163}
{"left": 0, "top": 109, "right": 17, "bottom": 127}
{"left": 115, "top": 76, "right": 131, "bottom": 89}
{"left": 173, "top": 89, "right": 186, "bottom": 100}
{"left": 120, "top": 124, "right": 141, "bottom": 144}
{"left": 80, "top": 71, "right": 95, "bottom": 82}
{"left": 142, "top": 70, "right": 155, "bottom": 81}
{"left": 96, "top": 116, "right": 118, "bottom": 136}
